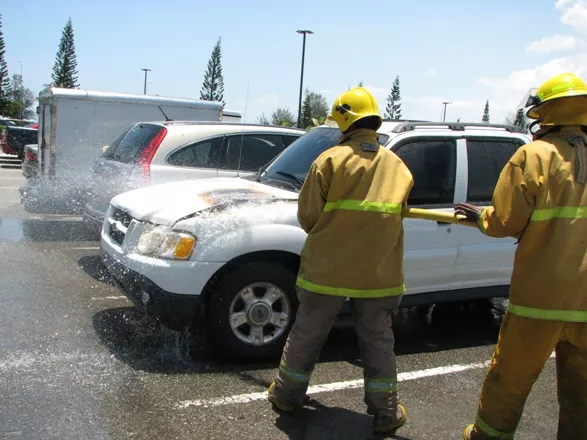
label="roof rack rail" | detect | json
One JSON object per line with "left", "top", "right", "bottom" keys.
{"left": 382, "top": 118, "right": 429, "bottom": 123}
{"left": 391, "top": 122, "right": 526, "bottom": 134}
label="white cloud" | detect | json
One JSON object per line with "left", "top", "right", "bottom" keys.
{"left": 557, "top": 0, "right": 587, "bottom": 33}
{"left": 426, "top": 69, "right": 437, "bottom": 76}
{"left": 477, "top": 53, "right": 587, "bottom": 117}
{"left": 525, "top": 34, "right": 584, "bottom": 54}
{"left": 319, "top": 88, "right": 332, "bottom": 95}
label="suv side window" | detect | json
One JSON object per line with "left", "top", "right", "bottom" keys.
{"left": 167, "top": 137, "right": 223, "bottom": 168}
{"left": 239, "top": 134, "right": 289, "bottom": 172}
{"left": 219, "top": 135, "right": 243, "bottom": 170}
{"left": 466, "top": 138, "right": 524, "bottom": 203}
{"left": 394, "top": 138, "right": 457, "bottom": 206}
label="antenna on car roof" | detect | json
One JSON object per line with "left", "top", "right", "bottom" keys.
{"left": 158, "top": 105, "right": 173, "bottom": 122}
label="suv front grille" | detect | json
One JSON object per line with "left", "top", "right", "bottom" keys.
{"left": 112, "top": 208, "right": 133, "bottom": 228}
{"left": 108, "top": 207, "right": 134, "bottom": 246}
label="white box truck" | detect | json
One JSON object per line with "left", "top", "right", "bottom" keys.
{"left": 22, "top": 87, "right": 241, "bottom": 212}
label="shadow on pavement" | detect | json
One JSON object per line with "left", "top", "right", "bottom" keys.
{"left": 92, "top": 299, "right": 503, "bottom": 376}
{"left": 274, "top": 400, "right": 413, "bottom": 440}
{"left": 0, "top": 218, "right": 97, "bottom": 242}
{"left": 78, "top": 255, "right": 117, "bottom": 286}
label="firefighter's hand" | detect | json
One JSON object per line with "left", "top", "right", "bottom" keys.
{"left": 454, "top": 203, "right": 482, "bottom": 223}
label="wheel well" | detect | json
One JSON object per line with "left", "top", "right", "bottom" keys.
{"left": 200, "top": 250, "right": 300, "bottom": 312}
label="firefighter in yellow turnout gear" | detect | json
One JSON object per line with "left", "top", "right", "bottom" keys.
{"left": 456, "top": 73, "right": 587, "bottom": 440}
{"left": 267, "top": 87, "right": 414, "bottom": 434}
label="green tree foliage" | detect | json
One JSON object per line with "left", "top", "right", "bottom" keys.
{"left": 513, "top": 108, "right": 529, "bottom": 131}
{"left": 482, "top": 100, "right": 490, "bottom": 123}
{"left": 51, "top": 19, "right": 79, "bottom": 88}
{"left": 0, "top": 15, "right": 12, "bottom": 115}
{"left": 200, "top": 38, "right": 225, "bottom": 106}
{"left": 385, "top": 76, "right": 402, "bottom": 119}
{"left": 5, "top": 74, "right": 35, "bottom": 119}
{"left": 300, "top": 89, "right": 328, "bottom": 129}
{"left": 270, "top": 107, "right": 296, "bottom": 127}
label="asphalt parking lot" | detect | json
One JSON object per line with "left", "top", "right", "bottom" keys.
{"left": 0, "top": 159, "right": 559, "bottom": 440}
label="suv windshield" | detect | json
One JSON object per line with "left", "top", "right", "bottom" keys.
{"left": 261, "top": 127, "right": 341, "bottom": 185}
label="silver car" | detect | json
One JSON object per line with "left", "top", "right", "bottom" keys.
{"left": 83, "top": 121, "right": 305, "bottom": 235}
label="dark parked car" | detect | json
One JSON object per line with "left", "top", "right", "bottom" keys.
{"left": 3, "top": 126, "right": 38, "bottom": 159}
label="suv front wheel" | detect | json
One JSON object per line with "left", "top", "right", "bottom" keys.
{"left": 206, "top": 262, "right": 298, "bottom": 362}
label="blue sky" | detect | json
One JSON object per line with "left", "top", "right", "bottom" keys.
{"left": 3, "top": 0, "right": 587, "bottom": 123}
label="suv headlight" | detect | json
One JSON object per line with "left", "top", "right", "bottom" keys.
{"left": 136, "top": 226, "right": 196, "bottom": 260}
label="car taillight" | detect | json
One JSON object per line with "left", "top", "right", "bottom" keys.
{"left": 25, "top": 151, "right": 37, "bottom": 161}
{"left": 137, "top": 127, "right": 167, "bottom": 179}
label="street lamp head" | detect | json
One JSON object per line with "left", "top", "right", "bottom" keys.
{"left": 296, "top": 30, "right": 314, "bottom": 35}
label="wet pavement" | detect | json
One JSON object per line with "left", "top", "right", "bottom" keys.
{"left": 0, "top": 166, "right": 559, "bottom": 440}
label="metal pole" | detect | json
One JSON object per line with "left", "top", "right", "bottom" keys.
{"left": 442, "top": 101, "right": 451, "bottom": 122}
{"left": 141, "top": 68, "right": 151, "bottom": 95}
{"left": 296, "top": 30, "right": 313, "bottom": 128}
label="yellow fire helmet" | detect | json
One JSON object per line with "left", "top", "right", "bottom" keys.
{"left": 526, "top": 72, "right": 587, "bottom": 120}
{"left": 327, "top": 87, "right": 382, "bottom": 133}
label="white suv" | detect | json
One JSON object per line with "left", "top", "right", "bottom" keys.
{"left": 100, "top": 121, "right": 531, "bottom": 361}
{"left": 83, "top": 122, "right": 304, "bottom": 234}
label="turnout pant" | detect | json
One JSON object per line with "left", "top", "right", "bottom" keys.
{"left": 273, "top": 287, "right": 402, "bottom": 417}
{"left": 471, "top": 312, "right": 587, "bottom": 440}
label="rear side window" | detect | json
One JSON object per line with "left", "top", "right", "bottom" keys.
{"left": 395, "top": 138, "right": 457, "bottom": 206}
{"left": 239, "top": 134, "right": 291, "bottom": 172}
{"left": 466, "top": 138, "right": 524, "bottom": 203}
{"left": 167, "top": 137, "right": 223, "bottom": 168}
{"left": 283, "top": 135, "right": 299, "bottom": 148}
{"left": 109, "top": 123, "right": 162, "bottom": 164}
{"left": 219, "top": 135, "right": 243, "bottom": 170}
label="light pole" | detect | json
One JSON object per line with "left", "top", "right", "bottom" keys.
{"left": 18, "top": 61, "right": 23, "bottom": 120}
{"left": 141, "top": 68, "right": 151, "bottom": 95}
{"left": 296, "top": 30, "right": 313, "bottom": 128}
{"left": 441, "top": 101, "right": 451, "bottom": 122}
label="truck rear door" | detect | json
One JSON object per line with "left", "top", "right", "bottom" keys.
{"left": 453, "top": 135, "right": 528, "bottom": 290}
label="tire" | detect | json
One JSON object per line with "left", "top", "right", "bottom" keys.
{"left": 206, "top": 261, "right": 298, "bottom": 362}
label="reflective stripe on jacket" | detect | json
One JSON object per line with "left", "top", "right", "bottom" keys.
{"left": 479, "top": 126, "right": 587, "bottom": 321}
{"left": 296, "top": 129, "right": 414, "bottom": 298}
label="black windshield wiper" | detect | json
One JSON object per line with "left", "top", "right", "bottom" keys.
{"left": 275, "top": 171, "right": 305, "bottom": 187}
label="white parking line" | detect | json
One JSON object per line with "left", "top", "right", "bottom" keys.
{"left": 0, "top": 186, "right": 19, "bottom": 189}
{"left": 66, "top": 246, "right": 100, "bottom": 250}
{"left": 176, "top": 353, "right": 556, "bottom": 409}
{"left": 91, "top": 296, "right": 127, "bottom": 301}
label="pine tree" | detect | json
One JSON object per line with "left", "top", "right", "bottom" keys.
{"left": 51, "top": 18, "right": 79, "bottom": 88}
{"left": 482, "top": 100, "right": 490, "bottom": 123}
{"left": 385, "top": 76, "right": 402, "bottom": 120}
{"left": 513, "top": 108, "right": 528, "bottom": 131}
{"left": 358, "top": 81, "right": 364, "bottom": 87}
{"left": 0, "top": 15, "right": 11, "bottom": 114}
{"left": 391, "top": 76, "right": 401, "bottom": 119}
{"left": 300, "top": 89, "right": 328, "bottom": 129}
{"left": 200, "top": 38, "right": 225, "bottom": 106}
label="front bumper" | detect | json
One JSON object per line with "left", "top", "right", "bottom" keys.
{"left": 82, "top": 202, "right": 107, "bottom": 236}
{"left": 102, "top": 249, "right": 204, "bottom": 330}
{"left": 22, "top": 161, "right": 38, "bottom": 179}
{"left": 100, "top": 223, "right": 225, "bottom": 330}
